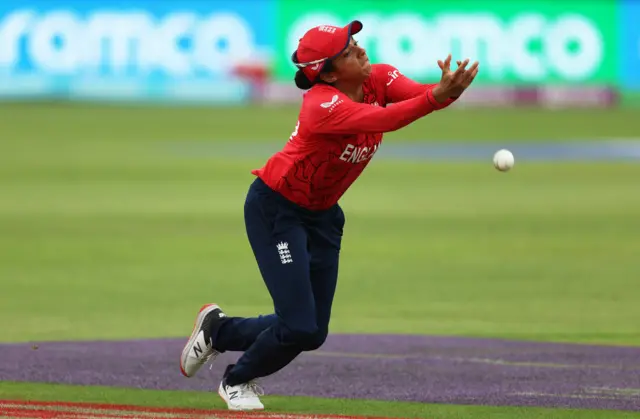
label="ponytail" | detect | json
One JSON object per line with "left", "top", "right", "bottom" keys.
{"left": 294, "top": 70, "right": 314, "bottom": 90}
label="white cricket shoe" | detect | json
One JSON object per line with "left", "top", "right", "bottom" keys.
{"left": 218, "top": 369, "right": 265, "bottom": 411}
{"left": 179, "top": 303, "right": 226, "bottom": 378}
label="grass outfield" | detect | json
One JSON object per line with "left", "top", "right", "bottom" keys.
{"left": 2, "top": 102, "right": 640, "bottom": 144}
{"left": 1, "top": 103, "right": 639, "bottom": 418}
{"left": 1, "top": 160, "right": 638, "bottom": 344}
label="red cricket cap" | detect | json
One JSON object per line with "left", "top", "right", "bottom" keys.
{"left": 292, "top": 20, "right": 363, "bottom": 82}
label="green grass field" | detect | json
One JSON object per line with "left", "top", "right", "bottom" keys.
{"left": 1, "top": 102, "right": 639, "bottom": 418}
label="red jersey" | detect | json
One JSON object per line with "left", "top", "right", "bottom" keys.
{"left": 252, "top": 64, "right": 457, "bottom": 211}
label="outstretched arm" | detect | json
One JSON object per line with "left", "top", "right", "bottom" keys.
{"left": 310, "top": 89, "right": 445, "bottom": 135}
{"left": 380, "top": 63, "right": 455, "bottom": 106}
{"left": 308, "top": 56, "right": 479, "bottom": 136}
{"left": 382, "top": 57, "right": 479, "bottom": 105}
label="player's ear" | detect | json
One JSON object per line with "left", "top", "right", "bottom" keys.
{"left": 317, "top": 59, "right": 338, "bottom": 84}
{"left": 318, "top": 72, "right": 338, "bottom": 84}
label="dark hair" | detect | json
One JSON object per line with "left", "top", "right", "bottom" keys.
{"left": 292, "top": 51, "right": 335, "bottom": 90}
{"left": 294, "top": 70, "right": 314, "bottom": 90}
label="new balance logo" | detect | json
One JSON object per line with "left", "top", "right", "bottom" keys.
{"left": 277, "top": 242, "right": 293, "bottom": 264}
{"left": 318, "top": 25, "right": 337, "bottom": 34}
{"left": 193, "top": 342, "right": 203, "bottom": 357}
{"left": 228, "top": 390, "right": 239, "bottom": 400}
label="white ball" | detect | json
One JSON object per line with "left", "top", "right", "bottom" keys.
{"left": 493, "top": 149, "right": 515, "bottom": 171}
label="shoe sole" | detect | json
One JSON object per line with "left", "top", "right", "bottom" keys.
{"left": 179, "top": 303, "right": 220, "bottom": 378}
{"left": 218, "top": 385, "right": 264, "bottom": 411}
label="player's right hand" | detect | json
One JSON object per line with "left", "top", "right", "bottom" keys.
{"left": 432, "top": 54, "right": 479, "bottom": 102}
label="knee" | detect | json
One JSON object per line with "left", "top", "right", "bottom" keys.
{"left": 290, "top": 327, "right": 327, "bottom": 351}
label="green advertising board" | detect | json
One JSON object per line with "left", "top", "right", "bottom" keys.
{"left": 274, "top": 0, "right": 618, "bottom": 85}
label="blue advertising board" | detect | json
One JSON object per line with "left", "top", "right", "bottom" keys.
{"left": 620, "top": 0, "right": 640, "bottom": 89}
{"left": 1, "top": 0, "right": 639, "bottom": 103}
{"left": 0, "top": 0, "right": 275, "bottom": 102}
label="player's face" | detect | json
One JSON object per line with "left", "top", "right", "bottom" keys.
{"left": 329, "top": 38, "right": 371, "bottom": 83}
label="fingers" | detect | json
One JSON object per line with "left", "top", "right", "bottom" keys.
{"left": 442, "top": 55, "right": 478, "bottom": 74}
{"left": 439, "top": 56, "right": 480, "bottom": 95}
{"left": 454, "top": 59, "right": 479, "bottom": 80}
{"left": 463, "top": 61, "right": 480, "bottom": 83}
{"left": 453, "top": 58, "right": 470, "bottom": 78}
{"left": 443, "top": 54, "right": 452, "bottom": 71}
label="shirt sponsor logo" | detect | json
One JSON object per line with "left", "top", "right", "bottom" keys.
{"left": 320, "top": 94, "right": 343, "bottom": 112}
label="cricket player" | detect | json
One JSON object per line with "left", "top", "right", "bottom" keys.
{"left": 179, "top": 20, "right": 479, "bottom": 411}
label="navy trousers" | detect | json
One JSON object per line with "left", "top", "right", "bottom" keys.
{"left": 211, "top": 177, "right": 345, "bottom": 386}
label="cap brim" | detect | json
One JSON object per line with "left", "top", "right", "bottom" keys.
{"left": 347, "top": 20, "right": 363, "bottom": 36}
{"left": 322, "top": 20, "right": 363, "bottom": 63}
